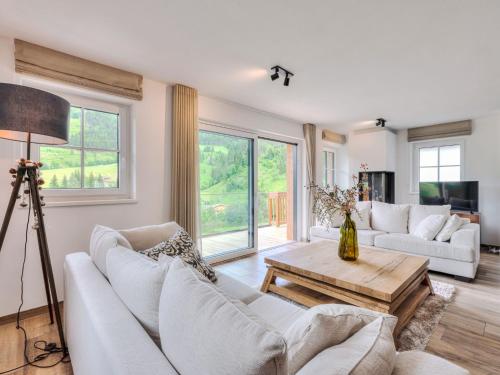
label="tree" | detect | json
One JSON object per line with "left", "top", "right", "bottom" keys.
{"left": 69, "top": 170, "right": 80, "bottom": 187}
{"left": 61, "top": 175, "right": 69, "bottom": 188}
{"left": 86, "top": 171, "right": 96, "bottom": 188}
{"left": 50, "top": 174, "right": 59, "bottom": 188}
{"left": 96, "top": 174, "right": 105, "bottom": 188}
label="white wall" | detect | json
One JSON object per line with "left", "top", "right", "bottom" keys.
{"left": 395, "top": 118, "right": 500, "bottom": 245}
{"left": 0, "top": 37, "right": 171, "bottom": 316}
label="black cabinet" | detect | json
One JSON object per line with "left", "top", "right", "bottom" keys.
{"left": 359, "top": 171, "right": 395, "bottom": 203}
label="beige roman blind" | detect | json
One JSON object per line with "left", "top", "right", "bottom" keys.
{"left": 322, "top": 129, "right": 346, "bottom": 144}
{"left": 407, "top": 120, "right": 471, "bottom": 142}
{"left": 14, "top": 39, "right": 143, "bottom": 100}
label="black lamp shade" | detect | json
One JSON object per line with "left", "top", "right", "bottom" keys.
{"left": 0, "top": 83, "right": 69, "bottom": 145}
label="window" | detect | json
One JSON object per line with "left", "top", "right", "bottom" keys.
{"left": 412, "top": 140, "right": 464, "bottom": 193}
{"left": 40, "top": 106, "right": 120, "bottom": 190}
{"left": 322, "top": 150, "right": 335, "bottom": 187}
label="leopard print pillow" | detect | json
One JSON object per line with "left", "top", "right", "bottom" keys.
{"left": 139, "top": 228, "right": 217, "bottom": 282}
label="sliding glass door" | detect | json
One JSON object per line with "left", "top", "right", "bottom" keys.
{"left": 198, "top": 127, "right": 255, "bottom": 259}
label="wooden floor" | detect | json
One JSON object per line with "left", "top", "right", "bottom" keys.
{"left": 1, "top": 243, "right": 499, "bottom": 375}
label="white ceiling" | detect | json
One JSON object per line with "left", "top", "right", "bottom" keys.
{"left": 2, "top": 0, "right": 500, "bottom": 132}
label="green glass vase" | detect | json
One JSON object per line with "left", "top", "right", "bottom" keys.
{"left": 338, "top": 212, "right": 359, "bottom": 261}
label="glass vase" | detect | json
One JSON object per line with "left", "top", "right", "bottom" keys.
{"left": 338, "top": 212, "right": 359, "bottom": 261}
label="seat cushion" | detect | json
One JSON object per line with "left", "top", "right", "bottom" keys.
{"left": 159, "top": 258, "right": 287, "bottom": 375}
{"left": 215, "top": 271, "right": 262, "bottom": 305}
{"left": 408, "top": 204, "right": 451, "bottom": 234}
{"left": 310, "top": 226, "right": 385, "bottom": 246}
{"left": 247, "top": 295, "right": 305, "bottom": 333}
{"left": 374, "top": 233, "right": 475, "bottom": 262}
{"left": 393, "top": 351, "right": 469, "bottom": 375}
{"left": 371, "top": 201, "right": 410, "bottom": 234}
{"left": 296, "top": 317, "right": 396, "bottom": 375}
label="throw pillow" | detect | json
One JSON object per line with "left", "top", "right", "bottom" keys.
{"left": 140, "top": 228, "right": 217, "bottom": 282}
{"left": 119, "top": 221, "right": 182, "bottom": 251}
{"left": 435, "top": 214, "right": 467, "bottom": 242}
{"left": 159, "top": 258, "right": 288, "bottom": 375}
{"left": 371, "top": 201, "right": 410, "bottom": 233}
{"left": 296, "top": 316, "right": 396, "bottom": 375}
{"left": 106, "top": 246, "right": 172, "bottom": 346}
{"left": 285, "top": 304, "right": 397, "bottom": 374}
{"left": 89, "top": 225, "right": 133, "bottom": 277}
{"left": 412, "top": 214, "right": 447, "bottom": 241}
{"left": 408, "top": 204, "right": 451, "bottom": 234}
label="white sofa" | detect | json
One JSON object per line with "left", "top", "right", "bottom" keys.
{"left": 311, "top": 202, "right": 480, "bottom": 281}
{"left": 64, "top": 223, "right": 469, "bottom": 375}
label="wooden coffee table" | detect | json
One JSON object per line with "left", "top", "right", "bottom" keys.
{"left": 261, "top": 240, "right": 434, "bottom": 336}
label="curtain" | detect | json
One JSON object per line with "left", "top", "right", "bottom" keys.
{"left": 303, "top": 123, "right": 317, "bottom": 241}
{"left": 171, "top": 84, "right": 199, "bottom": 239}
{"left": 14, "top": 39, "right": 143, "bottom": 100}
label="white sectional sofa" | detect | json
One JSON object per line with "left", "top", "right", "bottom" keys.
{"left": 64, "top": 222, "right": 469, "bottom": 375}
{"left": 311, "top": 201, "right": 480, "bottom": 281}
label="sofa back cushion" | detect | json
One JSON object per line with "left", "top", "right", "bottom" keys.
{"left": 159, "top": 258, "right": 287, "bottom": 375}
{"left": 296, "top": 317, "right": 396, "bottom": 375}
{"left": 353, "top": 201, "right": 372, "bottom": 230}
{"left": 106, "top": 246, "right": 171, "bottom": 346}
{"left": 285, "top": 304, "right": 397, "bottom": 374}
{"left": 89, "top": 225, "right": 133, "bottom": 277}
{"left": 371, "top": 201, "right": 410, "bottom": 234}
{"left": 408, "top": 204, "right": 451, "bottom": 234}
{"left": 119, "top": 221, "right": 182, "bottom": 251}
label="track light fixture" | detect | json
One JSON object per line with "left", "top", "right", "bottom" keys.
{"left": 375, "top": 118, "right": 386, "bottom": 127}
{"left": 270, "top": 65, "right": 294, "bottom": 86}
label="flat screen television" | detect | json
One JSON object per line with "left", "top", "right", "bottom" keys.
{"left": 419, "top": 181, "right": 478, "bottom": 212}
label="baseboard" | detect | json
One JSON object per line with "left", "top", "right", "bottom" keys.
{"left": 0, "top": 302, "right": 63, "bottom": 326}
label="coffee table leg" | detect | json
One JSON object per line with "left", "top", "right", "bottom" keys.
{"left": 424, "top": 273, "right": 435, "bottom": 295}
{"left": 261, "top": 268, "right": 276, "bottom": 293}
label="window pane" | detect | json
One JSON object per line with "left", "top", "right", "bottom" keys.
{"left": 84, "top": 151, "right": 118, "bottom": 188}
{"left": 84, "top": 109, "right": 119, "bottom": 150}
{"left": 439, "top": 166, "right": 460, "bottom": 181}
{"left": 439, "top": 145, "right": 460, "bottom": 166}
{"left": 419, "top": 147, "right": 438, "bottom": 167}
{"left": 327, "top": 170, "right": 334, "bottom": 186}
{"left": 327, "top": 152, "right": 334, "bottom": 169}
{"left": 420, "top": 167, "right": 438, "bottom": 182}
{"left": 68, "top": 106, "right": 81, "bottom": 146}
{"left": 40, "top": 147, "right": 82, "bottom": 189}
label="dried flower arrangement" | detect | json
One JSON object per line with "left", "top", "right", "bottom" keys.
{"left": 310, "top": 163, "right": 368, "bottom": 228}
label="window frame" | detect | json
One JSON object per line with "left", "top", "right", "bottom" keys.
{"left": 18, "top": 77, "right": 133, "bottom": 204}
{"left": 322, "top": 149, "right": 336, "bottom": 187}
{"left": 410, "top": 138, "right": 465, "bottom": 193}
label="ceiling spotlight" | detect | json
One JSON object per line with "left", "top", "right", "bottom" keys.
{"left": 375, "top": 118, "right": 386, "bottom": 127}
{"left": 270, "top": 65, "right": 294, "bottom": 87}
{"left": 270, "top": 67, "right": 280, "bottom": 81}
{"left": 283, "top": 73, "right": 290, "bottom": 86}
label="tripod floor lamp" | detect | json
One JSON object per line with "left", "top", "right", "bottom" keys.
{"left": 0, "top": 83, "right": 69, "bottom": 353}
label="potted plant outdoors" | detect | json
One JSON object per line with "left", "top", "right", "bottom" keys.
{"left": 310, "top": 164, "right": 368, "bottom": 261}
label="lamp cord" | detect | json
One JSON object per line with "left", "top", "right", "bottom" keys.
{"left": 0, "top": 188, "right": 70, "bottom": 375}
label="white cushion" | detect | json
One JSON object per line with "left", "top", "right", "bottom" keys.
{"left": 412, "top": 214, "right": 447, "bottom": 241}
{"left": 215, "top": 271, "right": 262, "bottom": 305}
{"left": 353, "top": 201, "right": 371, "bottom": 230}
{"left": 119, "top": 221, "right": 182, "bottom": 251}
{"left": 106, "top": 246, "right": 171, "bottom": 346}
{"left": 296, "top": 317, "right": 396, "bottom": 375}
{"left": 393, "top": 351, "right": 470, "bottom": 375}
{"left": 374, "top": 233, "right": 475, "bottom": 262}
{"left": 435, "top": 214, "right": 467, "bottom": 242}
{"left": 310, "top": 226, "right": 385, "bottom": 246}
{"left": 371, "top": 201, "right": 410, "bottom": 234}
{"left": 89, "top": 225, "right": 133, "bottom": 277}
{"left": 408, "top": 204, "right": 451, "bottom": 234}
{"left": 285, "top": 304, "right": 396, "bottom": 374}
{"left": 159, "top": 258, "right": 287, "bottom": 375}
{"left": 247, "top": 295, "right": 305, "bottom": 333}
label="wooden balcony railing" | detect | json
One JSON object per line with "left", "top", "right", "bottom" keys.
{"left": 268, "top": 192, "right": 288, "bottom": 227}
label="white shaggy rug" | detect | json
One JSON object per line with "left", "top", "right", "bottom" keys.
{"left": 396, "top": 280, "right": 456, "bottom": 351}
